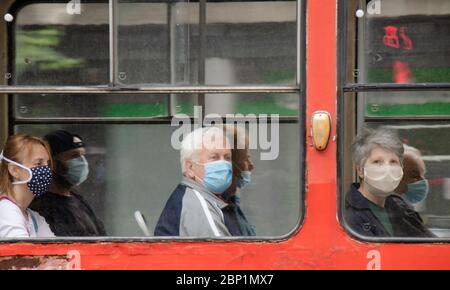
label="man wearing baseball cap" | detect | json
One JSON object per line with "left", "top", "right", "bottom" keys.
{"left": 30, "top": 130, "right": 106, "bottom": 236}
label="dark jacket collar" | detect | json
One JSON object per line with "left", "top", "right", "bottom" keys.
{"left": 346, "top": 183, "right": 372, "bottom": 210}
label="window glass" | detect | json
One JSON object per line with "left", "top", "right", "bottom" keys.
{"left": 117, "top": 0, "right": 297, "bottom": 85}
{"left": 14, "top": 94, "right": 169, "bottom": 118}
{"left": 12, "top": 2, "right": 109, "bottom": 86}
{"left": 2, "top": 0, "right": 303, "bottom": 240}
{"left": 13, "top": 92, "right": 298, "bottom": 118}
{"left": 12, "top": 1, "right": 299, "bottom": 118}
{"left": 15, "top": 122, "right": 301, "bottom": 237}
{"left": 204, "top": 92, "right": 299, "bottom": 116}
{"left": 343, "top": 0, "right": 450, "bottom": 240}
{"left": 354, "top": 0, "right": 450, "bottom": 84}
{"left": 364, "top": 91, "right": 450, "bottom": 117}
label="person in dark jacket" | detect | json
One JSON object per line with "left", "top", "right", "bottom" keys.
{"left": 30, "top": 130, "right": 106, "bottom": 236}
{"left": 345, "top": 127, "right": 433, "bottom": 237}
{"left": 221, "top": 125, "right": 256, "bottom": 236}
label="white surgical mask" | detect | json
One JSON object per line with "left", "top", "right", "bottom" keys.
{"left": 364, "top": 163, "right": 403, "bottom": 197}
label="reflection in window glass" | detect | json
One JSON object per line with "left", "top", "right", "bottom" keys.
{"left": 13, "top": 3, "right": 109, "bottom": 86}
{"left": 204, "top": 93, "right": 299, "bottom": 116}
{"left": 14, "top": 94, "right": 169, "bottom": 118}
{"left": 13, "top": 93, "right": 298, "bottom": 118}
{"left": 118, "top": 0, "right": 297, "bottom": 85}
{"left": 15, "top": 123, "right": 301, "bottom": 237}
{"left": 363, "top": 91, "right": 450, "bottom": 117}
{"left": 356, "top": 0, "right": 450, "bottom": 83}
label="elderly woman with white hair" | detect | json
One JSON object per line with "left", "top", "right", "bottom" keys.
{"left": 345, "top": 127, "right": 433, "bottom": 237}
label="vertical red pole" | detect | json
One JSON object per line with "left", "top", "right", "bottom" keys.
{"left": 304, "top": 0, "right": 338, "bottom": 263}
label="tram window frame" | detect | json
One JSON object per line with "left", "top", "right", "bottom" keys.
{"left": 338, "top": 0, "right": 450, "bottom": 243}
{"left": 0, "top": 0, "right": 306, "bottom": 242}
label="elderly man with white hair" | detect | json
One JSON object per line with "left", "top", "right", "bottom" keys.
{"left": 154, "top": 126, "right": 234, "bottom": 237}
{"left": 393, "top": 145, "right": 429, "bottom": 206}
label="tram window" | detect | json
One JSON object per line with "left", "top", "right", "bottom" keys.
{"left": 2, "top": 0, "right": 303, "bottom": 240}
{"left": 12, "top": 2, "right": 109, "bottom": 86}
{"left": 341, "top": 0, "right": 450, "bottom": 241}
{"left": 14, "top": 121, "right": 301, "bottom": 237}
{"left": 117, "top": 0, "right": 297, "bottom": 85}
{"left": 9, "top": 0, "right": 297, "bottom": 86}
{"left": 351, "top": 0, "right": 450, "bottom": 84}
{"left": 12, "top": 0, "right": 299, "bottom": 118}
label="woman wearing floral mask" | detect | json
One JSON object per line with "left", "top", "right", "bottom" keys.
{"left": 0, "top": 134, "right": 55, "bottom": 238}
{"left": 345, "top": 127, "right": 433, "bottom": 237}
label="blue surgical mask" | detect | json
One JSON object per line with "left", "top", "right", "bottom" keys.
{"left": 237, "top": 171, "right": 252, "bottom": 189}
{"left": 405, "top": 179, "right": 429, "bottom": 204}
{"left": 0, "top": 152, "right": 53, "bottom": 197}
{"left": 199, "top": 160, "right": 233, "bottom": 193}
{"left": 62, "top": 156, "right": 89, "bottom": 186}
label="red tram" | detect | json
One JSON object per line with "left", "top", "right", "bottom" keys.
{"left": 0, "top": 0, "right": 450, "bottom": 269}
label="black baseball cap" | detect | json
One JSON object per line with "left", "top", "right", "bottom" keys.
{"left": 44, "top": 130, "right": 85, "bottom": 156}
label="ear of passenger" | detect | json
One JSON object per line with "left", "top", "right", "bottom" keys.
{"left": 6, "top": 150, "right": 31, "bottom": 183}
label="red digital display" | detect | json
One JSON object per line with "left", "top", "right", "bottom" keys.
{"left": 383, "top": 25, "right": 413, "bottom": 51}
{"left": 383, "top": 25, "right": 415, "bottom": 83}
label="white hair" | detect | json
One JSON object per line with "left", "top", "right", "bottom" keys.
{"left": 352, "top": 127, "right": 404, "bottom": 168}
{"left": 403, "top": 144, "right": 422, "bottom": 158}
{"left": 221, "top": 124, "right": 249, "bottom": 150}
{"left": 180, "top": 126, "right": 230, "bottom": 173}
{"left": 403, "top": 144, "right": 426, "bottom": 174}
